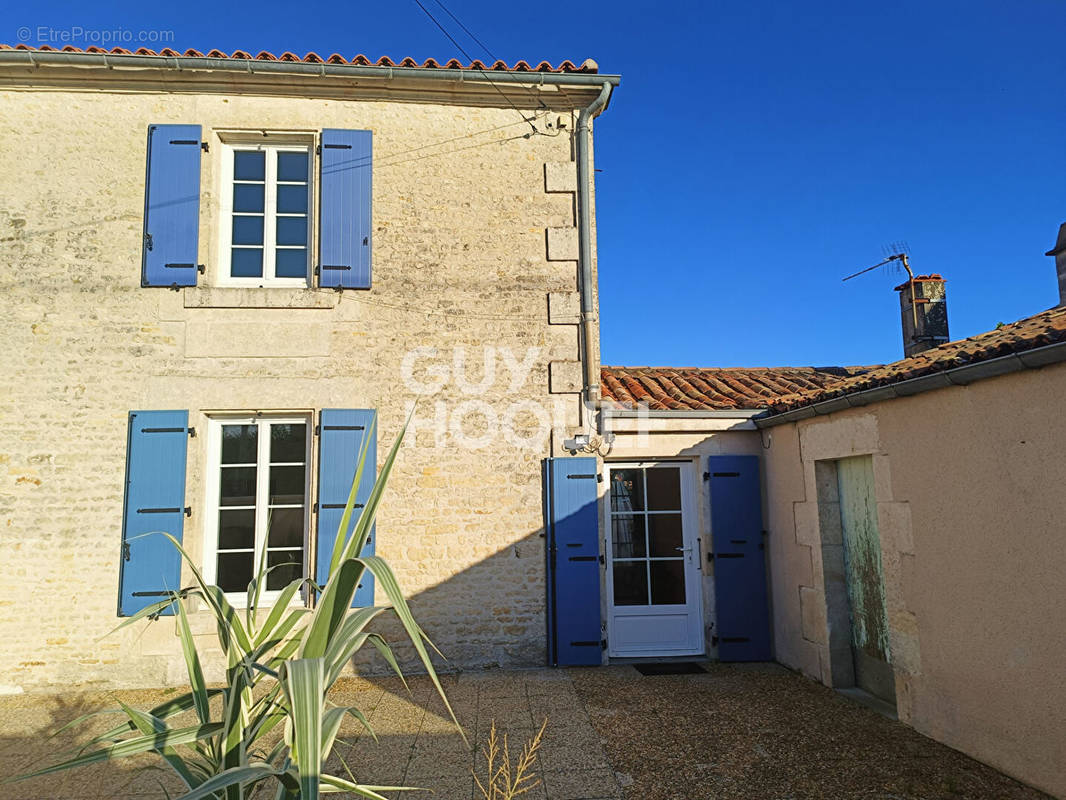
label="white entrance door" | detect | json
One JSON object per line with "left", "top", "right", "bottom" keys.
{"left": 605, "top": 462, "right": 704, "bottom": 657}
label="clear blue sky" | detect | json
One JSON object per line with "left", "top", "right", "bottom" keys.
{"left": 17, "top": 0, "right": 1066, "bottom": 367}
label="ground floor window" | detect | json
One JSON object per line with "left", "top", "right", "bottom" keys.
{"left": 203, "top": 414, "right": 311, "bottom": 599}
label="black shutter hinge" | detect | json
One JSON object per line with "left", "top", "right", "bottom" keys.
{"left": 200, "top": 141, "right": 209, "bottom": 152}
{"left": 316, "top": 144, "right": 321, "bottom": 155}
{"left": 312, "top": 502, "right": 318, "bottom": 513}
{"left": 184, "top": 506, "right": 192, "bottom": 517}
{"left": 187, "top": 427, "right": 196, "bottom": 438}
{"left": 598, "top": 553, "right": 605, "bottom": 565}
{"left": 122, "top": 541, "right": 131, "bottom": 562}
{"left": 314, "top": 424, "right": 320, "bottom": 436}
{"left": 712, "top": 635, "right": 718, "bottom": 646}
{"left": 601, "top": 639, "right": 607, "bottom": 651}
{"left": 703, "top": 471, "right": 709, "bottom": 481}
{"left": 144, "top": 233, "right": 153, "bottom": 251}
{"left": 363, "top": 236, "right": 368, "bottom": 246}
{"left": 197, "top": 264, "right": 206, "bottom": 274}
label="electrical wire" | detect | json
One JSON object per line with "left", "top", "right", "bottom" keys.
{"left": 411, "top": 0, "right": 540, "bottom": 134}
{"left": 370, "top": 114, "right": 542, "bottom": 166}
{"left": 430, "top": 0, "right": 549, "bottom": 112}
{"left": 377, "top": 130, "right": 533, "bottom": 168}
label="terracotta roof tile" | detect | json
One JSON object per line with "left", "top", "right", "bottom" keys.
{"left": 601, "top": 366, "right": 867, "bottom": 411}
{"left": 0, "top": 44, "right": 599, "bottom": 73}
{"left": 766, "top": 305, "right": 1066, "bottom": 414}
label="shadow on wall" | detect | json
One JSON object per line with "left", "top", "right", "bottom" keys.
{"left": 363, "top": 526, "right": 553, "bottom": 674}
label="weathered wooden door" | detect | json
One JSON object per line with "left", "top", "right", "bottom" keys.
{"left": 837, "top": 456, "right": 895, "bottom": 704}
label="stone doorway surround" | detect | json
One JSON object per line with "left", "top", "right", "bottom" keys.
{"left": 788, "top": 413, "right": 922, "bottom": 723}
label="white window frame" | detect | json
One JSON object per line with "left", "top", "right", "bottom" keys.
{"left": 217, "top": 140, "right": 314, "bottom": 288}
{"left": 203, "top": 413, "right": 313, "bottom": 606}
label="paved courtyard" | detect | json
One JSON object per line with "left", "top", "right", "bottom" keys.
{"left": 0, "top": 663, "right": 1050, "bottom": 799}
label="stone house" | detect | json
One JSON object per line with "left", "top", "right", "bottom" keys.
{"left": 2, "top": 41, "right": 1064, "bottom": 799}
{"left": 0, "top": 43, "right": 619, "bottom": 690}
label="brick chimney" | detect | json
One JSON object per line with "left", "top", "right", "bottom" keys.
{"left": 1044, "top": 222, "right": 1066, "bottom": 307}
{"left": 895, "top": 274, "right": 949, "bottom": 357}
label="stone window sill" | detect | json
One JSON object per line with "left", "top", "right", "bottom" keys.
{"left": 183, "top": 287, "right": 338, "bottom": 310}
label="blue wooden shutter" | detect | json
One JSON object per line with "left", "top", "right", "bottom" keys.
{"left": 543, "top": 457, "right": 602, "bottom": 666}
{"left": 708, "top": 455, "right": 772, "bottom": 661}
{"left": 316, "top": 409, "right": 377, "bottom": 607}
{"left": 318, "top": 129, "right": 372, "bottom": 289}
{"left": 119, "top": 410, "right": 191, "bottom": 616}
{"left": 141, "top": 124, "right": 202, "bottom": 288}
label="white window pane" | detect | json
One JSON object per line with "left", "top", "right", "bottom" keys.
{"left": 219, "top": 508, "right": 255, "bottom": 550}
{"left": 231, "top": 248, "right": 263, "bottom": 278}
{"left": 275, "top": 216, "right": 306, "bottom": 247}
{"left": 217, "top": 552, "right": 255, "bottom": 592}
{"left": 269, "top": 465, "right": 305, "bottom": 505}
{"left": 233, "top": 183, "right": 264, "bottom": 213}
{"left": 277, "top": 184, "right": 307, "bottom": 214}
{"left": 269, "top": 424, "right": 306, "bottom": 463}
{"left": 233, "top": 215, "right": 264, "bottom": 246}
{"left": 276, "top": 151, "right": 308, "bottom": 182}
{"left": 234, "top": 151, "right": 265, "bottom": 180}
{"left": 275, "top": 249, "right": 307, "bottom": 278}
{"left": 268, "top": 508, "right": 304, "bottom": 548}
{"left": 221, "top": 424, "right": 257, "bottom": 464}
{"left": 220, "top": 466, "right": 257, "bottom": 506}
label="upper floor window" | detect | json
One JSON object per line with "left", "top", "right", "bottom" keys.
{"left": 218, "top": 142, "right": 313, "bottom": 287}
{"left": 142, "top": 125, "right": 371, "bottom": 290}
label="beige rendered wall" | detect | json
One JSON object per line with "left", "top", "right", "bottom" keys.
{"left": 0, "top": 81, "right": 596, "bottom": 692}
{"left": 763, "top": 366, "right": 1066, "bottom": 797}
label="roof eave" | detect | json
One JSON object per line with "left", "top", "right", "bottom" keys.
{"left": 0, "top": 49, "right": 620, "bottom": 89}
{"left": 755, "top": 338, "right": 1066, "bottom": 428}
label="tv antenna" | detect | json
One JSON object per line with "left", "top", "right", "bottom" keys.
{"left": 842, "top": 242, "right": 918, "bottom": 330}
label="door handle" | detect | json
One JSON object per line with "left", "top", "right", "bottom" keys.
{"left": 675, "top": 546, "right": 693, "bottom": 564}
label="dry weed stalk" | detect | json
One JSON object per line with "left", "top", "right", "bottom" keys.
{"left": 473, "top": 717, "right": 548, "bottom": 800}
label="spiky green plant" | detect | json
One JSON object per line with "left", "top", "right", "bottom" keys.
{"left": 10, "top": 414, "right": 463, "bottom": 799}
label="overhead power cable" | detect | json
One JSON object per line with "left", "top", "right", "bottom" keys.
{"left": 410, "top": 0, "right": 540, "bottom": 134}
{"left": 430, "top": 0, "right": 549, "bottom": 112}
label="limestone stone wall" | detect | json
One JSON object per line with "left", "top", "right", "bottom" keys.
{"left": 0, "top": 82, "right": 596, "bottom": 692}
{"left": 762, "top": 366, "right": 1066, "bottom": 798}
